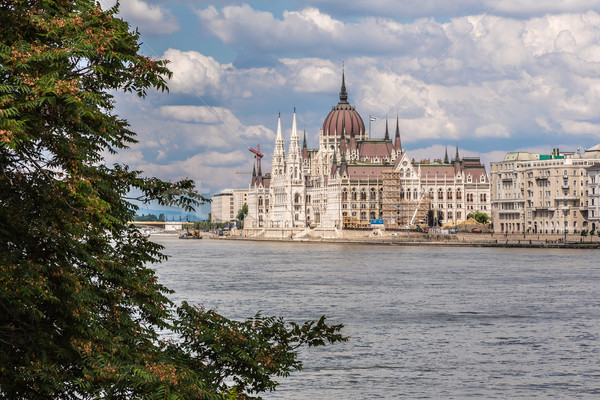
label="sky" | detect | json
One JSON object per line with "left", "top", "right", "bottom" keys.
{"left": 100, "top": 0, "right": 600, "bottom": 208}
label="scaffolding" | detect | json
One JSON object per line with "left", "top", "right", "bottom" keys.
{"left": 382, "top": 171, "right": 430, "bottom": 229}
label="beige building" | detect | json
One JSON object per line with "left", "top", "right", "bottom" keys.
{"left": 490, "top": 146, "right": 600, "bottom": 235}
{"left": 211, "top": 188, "right": 248, "bottom": 223}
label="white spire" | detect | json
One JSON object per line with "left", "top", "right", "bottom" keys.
{"left": 276, "top": 112, "right": 283, "bottom": 140}
{"left": 287, "top": 108, "right": 302, "bottom": 180}
{"left": 288, "top": 108, "right": 301, "bottom": 158}
{"left": 273, "top": 112, "right": 286, "bottom": 175}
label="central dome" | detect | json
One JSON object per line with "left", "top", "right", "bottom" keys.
{"left": 322, "top": 72, "right": 365, "bottom": 137}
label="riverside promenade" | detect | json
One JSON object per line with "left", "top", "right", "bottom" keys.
{"left": 216, "top": 229, "right": 600, "bottom": 249}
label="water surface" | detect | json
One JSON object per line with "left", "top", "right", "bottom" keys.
{"left": 152, "top": 237, "right": 600, "bottom": 399}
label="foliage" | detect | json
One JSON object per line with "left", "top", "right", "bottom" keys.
{"left": 0, "top": 1, "right": 347, "bottom": 399}
{"left": 236, "top": 203, "right": 248, "bottom": 223}
{"left": 135, "top": 213, "right": 160, "bottom": 222}
{"left": 581, "top": 230, "right": 588, "bottom": 237}
{"left": 467, "top": 211, "right": 490, "bottom": 224}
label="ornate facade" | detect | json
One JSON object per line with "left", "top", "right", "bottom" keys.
{"left": 245, "top": 73, "right": 491, "bottom": 237}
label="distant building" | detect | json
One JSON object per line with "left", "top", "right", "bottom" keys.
{"left": 211, "top": 189, "right": 248, "bottom": 223}
{"left": 245, "top": 72, "right": 491, "bottom": 236}
{"left": 490, "top": 146, "right": 600, "bottom": 234}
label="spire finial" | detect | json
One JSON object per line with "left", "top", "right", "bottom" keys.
{"left": 303, "top": 129, "right": 307, "bottom": 148}
{"left": 384, "top": 117, "right": 390, "bottom": 141}
{"left": 455, "top": 145, "right": 460, "bottom": 163}
{"left": 394, "top": 115, "right": 402, "bottom": 151}
{"left": 339, "top": 65, "right": 348, "bottom": 104}
{"left": 444, "top": 146, "right": 449, "bottom": 164}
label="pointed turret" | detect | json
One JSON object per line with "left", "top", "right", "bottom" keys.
{"left": 349, "top": 127, "right": 357, "bottom": 155}
{"left": 339, "top": 67, "right": 348, "bottom": 104}
{"left": 394, "top": 116, "right": 402, "bottom": 151}
{"left": 272, "top": 112, "right": 286, "bottom": 176}
{"left": 303, "top": 130, "right": 307, "bottom": 149}
{"left": 251, "top": 164, "right": 256, "bottom": 186}
{"left": 444, "top": 146, "right": 449, "bottom": 164}
{"left": 288, "top": 108, "right": 300, "bottom": 157}
{"left": 454, "top": 145, "right": 460, "bottom": 163}
{"left": 287, "top": 108, "right": 302, "bottom": 180}
{"left": 384, "top": 118, "right": 390, "bottom": 141}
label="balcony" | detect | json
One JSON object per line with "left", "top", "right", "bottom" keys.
{"left": 535, "top": 175, "right": 548, "bottom": 180}
{"left": 555, "top": 195, "right": 578, "bottom": 201}
{"left": 561, "top": 182, "right": 569, "bottom": 189}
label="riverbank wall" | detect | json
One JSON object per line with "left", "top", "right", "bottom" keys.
{"left": 220, "top": 229, "right": 600, "bottom": 249}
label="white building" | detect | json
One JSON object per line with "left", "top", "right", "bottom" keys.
{"left": 245, "top": 73, "right": 491, "bottom": 237}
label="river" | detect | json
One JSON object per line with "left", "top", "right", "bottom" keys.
{"left": 151, "top": 236, "right": 600, "bottom": 399}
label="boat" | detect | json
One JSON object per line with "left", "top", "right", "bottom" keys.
{"left": 179, "top": 228, "right": 202, "bottom": 239}
{"left": 179, "top": 233, "right": 202, "bottom": 239}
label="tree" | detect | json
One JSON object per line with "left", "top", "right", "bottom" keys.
{"left": 0, "top": 2, "right": 346, "bottom": 399}
{"left": 467, "top": 211, "right": 489, "bottom": 224}
{"left": 158, "top": 213, "right": 166, "bottom": 222}
{"left": 236, "top": 203, "right": 248, "bottom": 225}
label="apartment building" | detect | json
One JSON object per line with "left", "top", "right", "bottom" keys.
{"left": 490, "top": 146, "right": 600, "bottom": 235}
{"left": 211, "top": 188, "right": 248, "bottom": 223}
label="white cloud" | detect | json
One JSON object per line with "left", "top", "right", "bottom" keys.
{"left": 101, "top": 0, "right": 179, "bottom": 34}
{"left": 279, "top": 58, "right": 338, "bottom": 93}
{"left": 305, "top": 0, "right": 600, "bottom": 19}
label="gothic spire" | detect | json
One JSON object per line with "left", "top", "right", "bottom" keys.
{"left": 444, "top": 146, "right": 449, "bottom": 164}
{"left": 454, "top": 145, "right": 460, "bottom": 163}
{"left": 303, "top": 129, "right": 307, "bottom": 148}
{"left": 276, "top": 112, "right": 282, "bottom": 140}
{"left": 339, "top": 67, "right": 348, "bottom": 104}
{"left": 384, "top": 117, "right": 390, "bottom": 141}
{"left": 394, "top": 116, "right": 402, "bottom": 151}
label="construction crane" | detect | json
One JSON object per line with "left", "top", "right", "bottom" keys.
{"left": 248, "top": 144, "right": 263, "bottom": 174}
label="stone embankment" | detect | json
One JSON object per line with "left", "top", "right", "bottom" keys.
{"left": 221, "top": 230, "right": 600, "bottom": 249}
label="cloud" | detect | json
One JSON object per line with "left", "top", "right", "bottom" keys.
{"left": 100, "top": 0, "right": 179, "bottom": 34}
{"left": 304, "top": 0, "right": 600, "bottom": 19}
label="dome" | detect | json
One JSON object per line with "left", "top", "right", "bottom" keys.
{"left": 322, "top": 73, "right": 365, "bottom": 137}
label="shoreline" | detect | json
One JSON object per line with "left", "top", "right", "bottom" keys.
{"left": 151, "top": 230, "right": 600, "bottom": 249}
{"left": 221, "top": 235, "right": 600, "bottom": 249}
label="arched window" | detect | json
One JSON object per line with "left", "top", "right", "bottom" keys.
{"left": 447, "top": 189, "right": 453, "bottom": 200}
{"left": 342, "top": 188, "right": 348, "bottom": 201}
{"left": 456, "top": 189, "right": 462, "bottom": 200}
{"left": 370, "top": 188, "right": 376, "bottom": 200}
{"left": 360, "top": 188, "right": 367, "bottom": 201}
{"left": 352, "top": 188, "right": 357, "bottom": 201}
{"left": 438, "top": 188, "right": 444, "bottom": 200}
